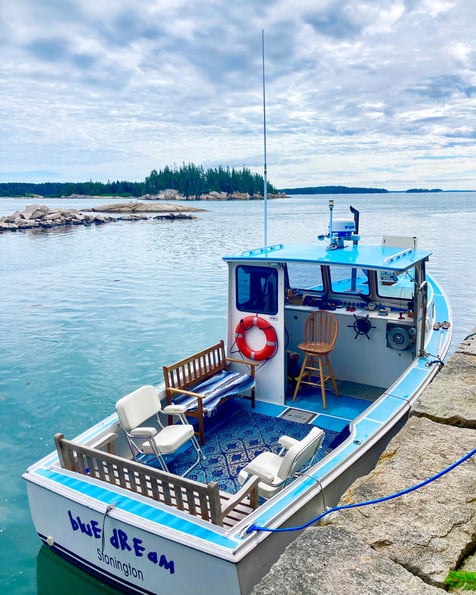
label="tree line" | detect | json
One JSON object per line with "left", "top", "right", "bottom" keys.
{"left": 0, "top": 164, "right": 277, "bottom": 198}
{"left": 281, "top": 185, "right": 389, "bottom": 194}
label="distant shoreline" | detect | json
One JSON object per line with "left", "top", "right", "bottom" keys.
{"left": 0, "top": 187, "right": 474, "bottom": 200}
{"left": 279, "top": 186, "right": 457, "bottom": 194}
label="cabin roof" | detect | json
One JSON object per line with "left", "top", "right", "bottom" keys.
{"left": 223, "top": 242, "right": 432, "bottom": 271}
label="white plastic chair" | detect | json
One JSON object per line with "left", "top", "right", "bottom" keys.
{"left": 116, "top": 385, "right": 204, "bottom": 477}
{"left": 237, "top": 426, "right": 325, "bottom": 499}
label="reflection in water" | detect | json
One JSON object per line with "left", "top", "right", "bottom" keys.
{"left": 37, "top": 546, "right": 116, "bottom": 595}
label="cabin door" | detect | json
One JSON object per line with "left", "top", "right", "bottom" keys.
{"left": 226, "top": 262, "right": 286, "bottom": 404}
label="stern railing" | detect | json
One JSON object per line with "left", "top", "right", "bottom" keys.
{"left": 54, "top": 433, "right": 259, "bottom": 528}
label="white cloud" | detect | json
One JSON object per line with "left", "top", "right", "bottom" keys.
{"left": 0, "top": 0, "right": 474, "bottom": 189}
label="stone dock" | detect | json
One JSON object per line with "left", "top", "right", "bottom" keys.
{"left": 254, "top": 328, "right": 476, "bottom": 594}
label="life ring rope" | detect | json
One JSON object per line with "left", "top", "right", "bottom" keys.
{"left": 235, "top": 315, "right": 278, "bottom": 361}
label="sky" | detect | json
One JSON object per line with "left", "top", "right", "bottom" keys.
{"left": 1, "top": 1, "right": 475, "bottom": 191}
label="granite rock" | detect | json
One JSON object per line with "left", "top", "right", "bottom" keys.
{"left": 322, "top": 417, "right": 476, "bottom": 588}
{"left": 252, "top": 525, "right": 443, "bottom": 594}
{"left": 413, "top": 349, "right": 476, "bottom": 429}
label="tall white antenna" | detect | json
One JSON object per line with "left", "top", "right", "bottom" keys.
{"left": 261, "top": 29, "right": 268, "bottom": 248}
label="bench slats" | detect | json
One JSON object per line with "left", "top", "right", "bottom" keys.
{"left": 163, "top": 340, "right": 256, "bottom": 445}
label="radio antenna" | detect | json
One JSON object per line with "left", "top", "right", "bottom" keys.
{"left": 261, "top": 29, "right": 268, "bottom": 248}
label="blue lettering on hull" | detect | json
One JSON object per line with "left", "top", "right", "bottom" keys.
{"left": 67, "top": 510, "right": 175, "bottom": 577}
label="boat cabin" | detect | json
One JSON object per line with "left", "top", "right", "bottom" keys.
{"left": 224, "top": 211, "right": 432, "bottom": 405}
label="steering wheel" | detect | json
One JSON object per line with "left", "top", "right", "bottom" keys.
{"left": 348, "top": 314, "right": 375, "bottom": 340}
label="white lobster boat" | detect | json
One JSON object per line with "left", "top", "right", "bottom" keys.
{"left": 24, "top": 202, "right": 452, "bottom": 594}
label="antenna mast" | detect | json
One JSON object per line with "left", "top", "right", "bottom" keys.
{"left": 261, "top": 29, "right": 268, "bottom": 248}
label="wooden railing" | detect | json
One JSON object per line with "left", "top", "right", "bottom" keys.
{"left": 54, "top": 433, "right": 259, "bottom": 528}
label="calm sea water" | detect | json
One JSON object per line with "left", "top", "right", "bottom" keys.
{"left": 1, "top": 193, "right": 475, "bottom": 593}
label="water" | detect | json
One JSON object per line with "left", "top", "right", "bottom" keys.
{"left": 1, "top": 193, "right": 475, "bottom": 593}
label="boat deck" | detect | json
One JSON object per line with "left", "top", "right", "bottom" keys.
{"left": 158, "top": 382, "right": 383, "bottom": 493}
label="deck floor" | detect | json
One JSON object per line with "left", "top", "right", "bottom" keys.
{"left": 163, "top": 381, "right": 382, "bottom": 492}
{"left": 281, "top": 379, "right": 382, "bottom": 432}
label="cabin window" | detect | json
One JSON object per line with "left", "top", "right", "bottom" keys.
{"left": 286, "top": 262, "right": 324, "bottom": 293}
{"left": 236, "top": 266, "right": 278, "bottom": 315}
{"left": 377, "top": 268, "right": 415, "bottom": 300}
{"left": 329, "top": 266, "right": 370, "bottom": 296}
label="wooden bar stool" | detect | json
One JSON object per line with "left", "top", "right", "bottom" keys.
{"left": 292, "top": 311, "right": 339, "bottom": 409}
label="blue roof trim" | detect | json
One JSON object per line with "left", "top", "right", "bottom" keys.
{"left": 224, "top": 243, "right": 432, "bottom": 271}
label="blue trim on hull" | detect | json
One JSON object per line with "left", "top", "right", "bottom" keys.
{"left": 35, "top": 468, "right": 240, "bottom": 549}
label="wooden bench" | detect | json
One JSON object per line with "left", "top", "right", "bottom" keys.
{"left": 163, "top": 340, "right": 257, "bottom": 445}
{"left": 55, "top": 433, "right": 260, "bottom": 528}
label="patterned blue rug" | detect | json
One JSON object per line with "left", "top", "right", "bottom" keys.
{"left": 166, "top": 408, "right": 337, "bottom": 493}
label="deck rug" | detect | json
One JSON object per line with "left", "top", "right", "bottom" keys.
{"left": 166, "top": 408, "right": 338, "bottom": 493}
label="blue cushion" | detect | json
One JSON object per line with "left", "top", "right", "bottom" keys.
{"left": 172, "top": 370, "right": 254, "bottom": 414}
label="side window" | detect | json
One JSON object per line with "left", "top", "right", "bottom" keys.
{"left": 236, "top": 266, "right": 278, "bottom": 315}
{"left": 377, "top": 268, "right": 415, "bottom": 300}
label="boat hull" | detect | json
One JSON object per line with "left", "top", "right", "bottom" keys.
{"left": 27, "top": 479, "right": 245, "bottom": 594}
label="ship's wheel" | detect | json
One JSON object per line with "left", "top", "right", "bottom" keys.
{"left": 348, "top": 314, "right": 375, "bottom": 340}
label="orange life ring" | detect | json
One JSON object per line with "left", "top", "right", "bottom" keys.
{"left": 235, "top": 315, "right": 278, "bottom": 361}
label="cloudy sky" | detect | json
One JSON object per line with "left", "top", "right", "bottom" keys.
{"left": 1, "top": 1, "right": 475, "bottom": 190}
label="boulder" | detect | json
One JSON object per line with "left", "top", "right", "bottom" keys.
{"left": 205, "top": 191, "right": 228, "bottom": 200}
{"left": 82, "top": 201, "right": 203, "bottom": 213}
{"left": 160, "top": 189, "right": 182, "bottom": 200}
{"left": 3, "top": 210, "right": 23, "bottom": 223}
{"left": 0, "top": 221, "right": 16, "bottom": 231}
{"left": 153, "top": 212, "right": 196, "bottom": 220}
{"left": 1, "top": 205, "right": 97, "bottom": 231}
{"left": 0, "top": 202, "right": 201, "bottom": 233}
{"left": 253, "top": 526, "right": 443, "bottom": 594}
{"left": 28, "top": 205, "right": 49, "bottom": 219}
{"left": 44, "top": 211, "right": 64, "bottom": 221}
{"left": 413, "top": 340, "right": 476, "bottom": 429}
{"left": 24, "top": 204, "right": 42, "bottom": 214}
{"left": 321, "top": 417, "right": 476, "bottom": 588}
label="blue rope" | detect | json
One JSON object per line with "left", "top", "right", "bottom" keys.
{"left": 245, "top": 446, "right": 476, "bottom": 534}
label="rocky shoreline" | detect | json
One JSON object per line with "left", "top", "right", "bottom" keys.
{"left": 253, "top": 329, "right": 476, "bottom": 594}
{"left": 0, "top": 202, "right": 199, "bottom": 233}
{"left": 139, "top": 189, "right": 286, "bottom": 201}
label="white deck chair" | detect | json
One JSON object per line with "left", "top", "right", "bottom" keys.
{"left": 116, "top": 385, "right": 204, "bottom": 477}
{"left": 237, "top": 426, "right": 325, "bottom": 499}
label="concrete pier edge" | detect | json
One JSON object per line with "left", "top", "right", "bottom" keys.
{"left": 253, "top": 327, "right": 476, "bottom": 594}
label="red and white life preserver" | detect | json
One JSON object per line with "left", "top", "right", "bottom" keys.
{"left": 235, "top": 315, "right": 278, "bottom": 361}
